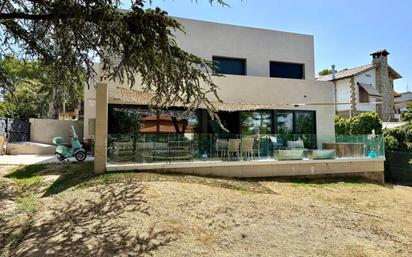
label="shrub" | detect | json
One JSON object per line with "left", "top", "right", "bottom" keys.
{"left": 335, "top": 116, "right": 350, "bottom": 135}
{"left": 335, "top": 112, "right": 382, "bottom": 135}
{"left": 384, "top": 128, "right": 411, "bottom": 152}
{"left": 349, "top": 112, "right": 382, "bottom": 134}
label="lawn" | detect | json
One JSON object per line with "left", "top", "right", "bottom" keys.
{"left": 1, "top": 162, "right": 412, "bottom": 257}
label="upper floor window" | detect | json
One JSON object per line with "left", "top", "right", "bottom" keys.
{"left": 213, "top": 56, "right": 246, "bottom": 75}
{"left": 270, "top": 61, "right": 304, "bottom": 79}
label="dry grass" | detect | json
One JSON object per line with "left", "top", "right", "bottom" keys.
{"left": 1, "top": 162, "right": 412, "bottom": 257}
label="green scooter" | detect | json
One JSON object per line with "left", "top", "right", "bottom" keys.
{"left": 53, "top": 125, "right": 87, "bottom": 162}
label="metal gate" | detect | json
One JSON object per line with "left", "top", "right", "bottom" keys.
{"left": 0, "top": 118, "right": 30, "bottom": 142}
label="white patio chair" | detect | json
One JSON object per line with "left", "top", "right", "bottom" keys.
{"left": 240, "top": 137, "right": 254, "bottom": 160}
{"left": 215, "top": 139, "right": 228, "bottom": 158}
{"left": 228, "top": 139, "right": 241, "bottom": 160}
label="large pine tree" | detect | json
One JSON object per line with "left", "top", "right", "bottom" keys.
{"left": 0, "top": 1, "right": 227, "bottom": 115}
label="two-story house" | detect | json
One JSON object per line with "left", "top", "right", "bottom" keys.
{"left": 85, "top": 17, "right": 335, "bottom": 140}
{"left": 317, "top": 50, "right": 402, "bottom": 122}
{"left": 85, "top": 17, "right": 385, "bottom": 182}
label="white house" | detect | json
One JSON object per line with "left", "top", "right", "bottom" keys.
{"left": 85, "top": 17, "right": 336, "bottom": 141}
{"left": 317, "top": 50, "right": 402, "bottom": 122}
{"left": 84, "top": 17, "right": 385, "bottom": 182}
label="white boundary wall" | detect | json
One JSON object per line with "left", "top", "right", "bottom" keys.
{"left": 29, "top": 118, "right": 84, "bottom": 144}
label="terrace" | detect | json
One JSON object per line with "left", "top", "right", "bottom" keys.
{"left": 91, "top": 79, "right": 384, "bottom": 182}
{"left": 106, "top": 132, "right": 385, "bottom": 182}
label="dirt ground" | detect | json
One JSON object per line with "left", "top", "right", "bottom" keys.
{"left": 1, "top": 163, "right": 412, "bottom": 257}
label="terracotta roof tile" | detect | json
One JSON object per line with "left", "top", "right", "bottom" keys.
{"left": 316, "top": 64, "right": 375, "bottom": 81}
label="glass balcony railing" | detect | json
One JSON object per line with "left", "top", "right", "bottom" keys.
{"left": 107, "top": 133, "right": 385, "bottom": 164}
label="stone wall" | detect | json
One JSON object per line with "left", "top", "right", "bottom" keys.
{"left": 372, "top": 51, "right": 394, "bottom": 121}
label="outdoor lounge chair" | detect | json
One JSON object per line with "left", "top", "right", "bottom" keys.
{"left": 111, "top": 139, "right": 134, "bottom": 162}
{"left": 269, "top": 136, "right": 284, "bottom": 150}
{"left": 311, "top": 149, "right": 336, "bottom": 160}
{"left": 275, "top": 140, "right": 305, "bottom": 161}
{"left": 167, "top": 141, "right": 192, "bottom": 161}
{"left": 287, "top": 140, "right": 305, "bottom": 149}
{"left": 276, "top": 149, "right": 304, "bottom": 160}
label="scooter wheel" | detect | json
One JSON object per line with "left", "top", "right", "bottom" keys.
{"left": 56, "top": 154, "right": 65, "bottom": 162}
{"left": 75, "top": 151, "right": 87, "bottom": 162}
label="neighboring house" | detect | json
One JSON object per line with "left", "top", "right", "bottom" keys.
{"left": 395, "top": 91, "right": 412, "bottom": 115}
{"left": 84, "top": 17, "right": 385, "bottom": 182}
{"left": 317, "top": 50, "right": 402, "bottom": 122}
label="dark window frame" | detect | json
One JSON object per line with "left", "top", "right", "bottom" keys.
{"left": 273, "top": 110, "right": 316, "bottom": 135}
{"left": 236, "top": 109, "right": 316, "bottom": 135}
{"left": 269, "top": 61, "right": 305, "bottom": 80}
{"left": 293, "top": 110, "right": 317, "bottom": 135}
{"left": 212, "top": 56, "right": 247, "bottom": 76}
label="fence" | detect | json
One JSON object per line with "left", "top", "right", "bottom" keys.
{"left": 385, "top": 151, "right": 412, "bottom": 185}
{"left": 0, "top": 118, "right": 30, "bottom": 142}
{"left": 0, "top": 118, "right": 30, "bottom": 143}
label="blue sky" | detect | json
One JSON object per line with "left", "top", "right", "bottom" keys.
{"left": 134, "top": 0, "right": 411, "bottom": 93}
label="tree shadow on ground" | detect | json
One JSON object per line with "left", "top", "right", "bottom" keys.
{"left": 41, "top": 162, "right": 97, "bottom": 197}
{"left": 4, "top": 164, "right": 48, "bottom": 180}
{"left": 13, "top": 182, "right": 178, "bottom": 257}
{"left": 3, "top": 162, "right": 97, "bottom": 197}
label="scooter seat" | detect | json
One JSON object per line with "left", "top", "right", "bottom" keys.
{"left": 53, "top": 137, "right": 64, "bottom": 145}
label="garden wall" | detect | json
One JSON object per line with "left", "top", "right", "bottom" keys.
{"left": 29, "top": 118, "right": 84, "bottom": 144}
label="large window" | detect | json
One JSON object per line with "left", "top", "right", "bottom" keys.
{"left": 206, "top": 110, "right": 316, "bottom": 136}
{"left": 295, "top": 111, "right": 316, "bottom": 135}
{"left": 275, "top": 110, "right": 316, "bottom": 135}
{"left": 276, "top": 111, "right": 294, "bottom": 134}
{"left": 270, "top": 61, "right": 304, "bottom": 79}
{"left": 240, "top": 111, "right": 272, "bottom": 135}
{"left": 213, "top": 56, "right": 246, "bottom": 75}
{"left": 108, "top": 105, "right": 198, "bottom": 135}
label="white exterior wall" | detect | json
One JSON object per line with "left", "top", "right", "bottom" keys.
{"left": 84, "top": 17, "right": 334, "bottom": 139}
{"left": 335, "top": 78, "right": 352, "bottom": 112}
{"left": 334, "top": 69, "right": 379, "bottom": 113}
{"left": 354, "top": 69, "right": 377, "bottom": 112}
{"left": 83, "top": 65, "right": 99, "bottom": 141}
{"left": 174, "top": 17, "right": 315, "bottom": 80}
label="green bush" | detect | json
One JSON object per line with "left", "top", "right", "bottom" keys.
{"left": 350, "top": 112, "right": 382, "bottom": 134}
{"left": 334, "top": 116, "right": 350, "bottom": 135}
{"left": 335, "top": 112, "right": 382, "bottom": 135}
{"left": 384, "top": 128, "right": 411, "bottom": 152}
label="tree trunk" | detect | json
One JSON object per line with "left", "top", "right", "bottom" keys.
{"left": 48, "top": 88, "right": 56, "bottom": 119}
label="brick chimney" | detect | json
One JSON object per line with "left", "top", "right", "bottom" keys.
{"left": 371, "top": 49, "right": 393, "bottom": 121}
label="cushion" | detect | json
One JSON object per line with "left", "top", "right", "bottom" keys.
{"left": 287, "top": 140, "right": 304, "bottom": 149}
{"left": 136, "top": 142, "right": 154, "bottom": 150}
{"left": 276, "top": 149, "right": 304, "bottom": 160}
{"left": 312, "top": 150, "right": 336, "bottom": 160}
{"left": 269, "top": 136, "right": 277, "bottom": 143}
{"left": 154, "top": 142, "right": 168, "bottom": 150}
